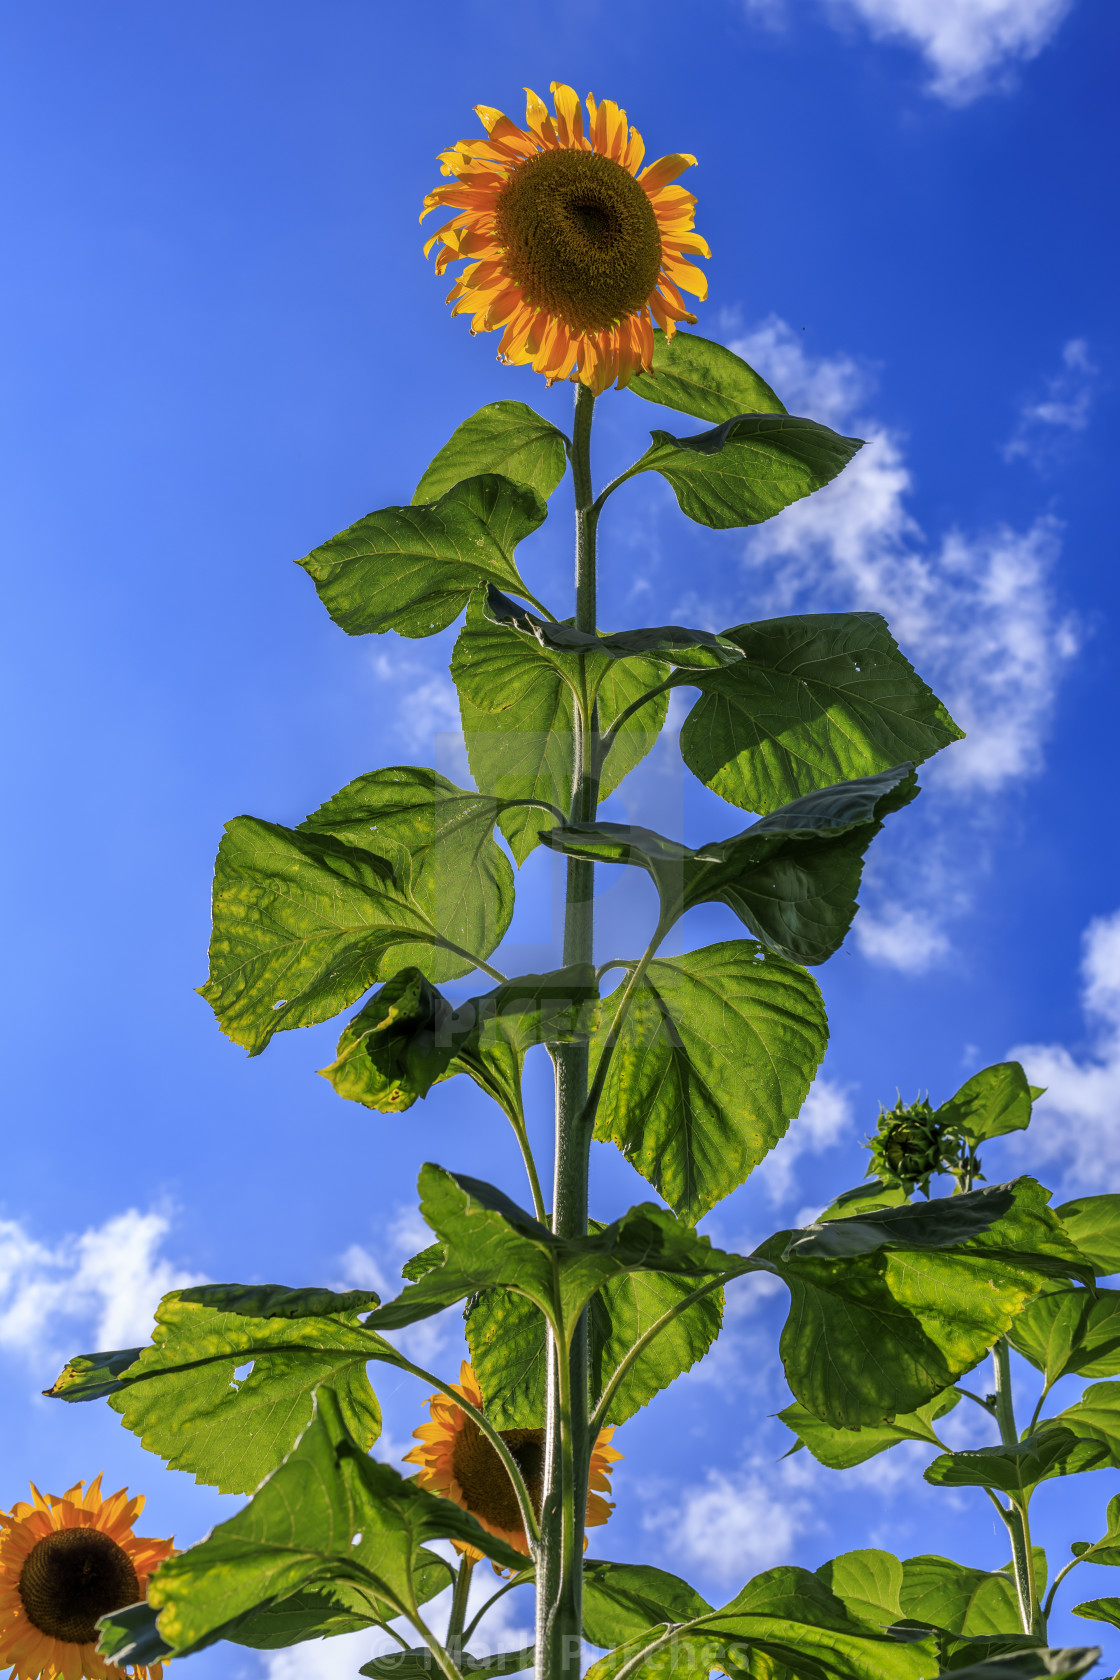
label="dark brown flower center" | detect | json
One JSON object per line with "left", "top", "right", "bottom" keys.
{"left": 452, "top": 1417, "right": 545, "bottom": 1535}
{"left": 494, "top": 147, "right": 662, "bottom": 335}
{"left": 18, "top": 1527, "right": 140, "bottom": 1645}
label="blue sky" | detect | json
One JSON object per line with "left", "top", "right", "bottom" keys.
{"left": 2, "top": 0, "right": 1119, "bottom": 1674}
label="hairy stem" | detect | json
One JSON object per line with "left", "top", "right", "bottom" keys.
{"left": 447, "top": 1555, "right": 475, "bottom": 1646}
{"left": 537, "top": 379, "right": 599, "bottom": 1680}
{"left": 993, "top": 1338, "right": 1042, "bottom": 1637}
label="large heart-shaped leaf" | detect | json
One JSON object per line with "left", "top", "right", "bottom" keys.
{"left": 626, "top": 329, "right": 786, "bottom": 424}
{"left": 413, "top": 402, "right": 569, "bottom": 504}
{"left": 591, "top": 941, "right": 827, "bottom": 1219}
{"left": 899, "top": 1556, "right": 1027, "bottom": 1636}
{"left": 48, "top": 1285, "right": 387, "bottom": 1495}
{"left": 676, "top": 614, "right": 961, "bottom": 813}
{"left": 146, "top": 1388, "right": 521, "bottom": 1657}
{"left": 582, "top": 1560, "right": 712, "bottom": 1649}
{"left": 298, "top": 473, "right": 548, "bottom": 638}
{"left": 541, "top": 765, "right": 918, "bottom": 964}
{"left": 629, "top": 414, "right": 863, "bottom": 530}
{"left": 200, "top": 770, "right": 514, "bottom": 1055}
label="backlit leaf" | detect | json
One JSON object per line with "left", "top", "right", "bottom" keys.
{"left": 935, "top": 1063, "right": 1038, "bottom": 1145}
{"left": 1050, "top": 1382, "right": 1120, "bottom": 1467}
{"left": 631, "top": 414, "right": 863, "bottom": 530}
{"left": 677, "top": 614, "right": 961, "bottom": 813}
{"left": 298, "top": 474, "right": 547, "bottom": 639}
{"left": 898, "top": 1556, "right": 1023, "bottom": 1636}
{"left": 582, "top": 1560, "right": 712, "bottom": 1649}
{"left": 779, "top": 1391, "right": 959, "bottom": 1470}
{"left": 49, "top": 1285, "right": 387, "bottom": 1496}
{"left": 627, "top": 330, "right": 786, "bottom": 424}
{"left": 1054, "top": 1197, "right": 1120, "bottom": 1277}
{"left": 1009, "top": 1286, "right": 1120, "bottom": 1384}
{"left": 413, "top": 402, "right": 568, "bottom": 503}
{"left": 924, "top": 1427, "right": 1107, "bottom": 1493}
{"left": 542, "top": 765, "right": 919, "bottom": 965}
{"left": 592, "top": 941, "right": 827, "bottom": 1220}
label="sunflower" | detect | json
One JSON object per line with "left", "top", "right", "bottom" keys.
{"left": 422, "top": 83, "right": 709, "bottom": 396}
{"left": 0, "top": 1476, "right": 174, "bottom": 1680}
{"left": 404, "top": 1362, "right": 621, "bottom": 1560}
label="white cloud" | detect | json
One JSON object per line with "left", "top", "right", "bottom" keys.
{"left": 826, "top": 0, "right": 1075, "bottom": 103}
{"left": 1004, "top": 338, "right": 1099, "bottom": 468}
{"left": 0, "top": 1209, "right": 203, "bottom": 1360}
{"left": 371, "top": 651, "right": 462, "bottom": 755}
{"left": 718, "top": 317, "right": 1078, "bottom": 972}
{"left": 854, "top": 904, "right": 951, "bottom": 973}
{"left": 336, "top": 1209, "right": 456, "bottom": 1373}
{"left": 753, "top": 1078, "right": 855, "bottom": 1205}
{"left": 1008, "top": 908, "right": 1120, "bottom": 1190}
{"left": 647, "top": 1465, "right": 814, "bottom": 1583}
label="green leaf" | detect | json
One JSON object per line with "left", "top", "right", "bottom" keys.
{"left": 783, "top": 1184, "right": 1018, "bottom": 1260}
{"left": 924, "top": 1427, "right": 1108, "bottom": 1493}
{"left": 541, "top": 764, "right": 919, "bottom": 964}
{"left": 362, "top": 1649, "right": 536, "bottom": 1678}
{"left": 219, "top": 1589, "right": 383, "bottom": 1649}
{"left": 1066, "top": 1494, "right": 1120, "bottom": 1568}
{"left": 1009, "top": 1286, "right": 1120, "bottom": 1384}
{"left": 321, "top": 964, "right": 599, "bottom": 1121}
{"left": 815, "top": 1550, "right": 905, "bottom": 1628}
{"left": 928, "top": 1654, "right": 1099, "bottom": 1680}
{"left": 300, "top": 766, "right": 514, "bottom": 976}
{"left": 48, "top": 1285, "right": 388, "bottom": 1496}
{"left": 677, "top": 614, "right": 962, "bottom": 814}
{"left": 1054, "top": 1197, "right": 1120, "bottom": 1276}
{"left": 582, "top": 1560, "right": 712, "bottom": 1648}
{"left": 779, "top": 1391, "right": 960, "bottom": 1470}
{"left": 760, "top": 1179, "right": 1088, "bottom": 1427}
{"left": 592, "top": 941, "right": 827, "bottom": 1219}
{"left": 453, "top": 594, "right": 670, "bottom": 861}
{"left": 97, "top": 1603, "right": 173, "bottom": 1668}
{"left": 935, "top": 1064, "right": 1038, "bottom": 1145}
{"left": 817, "top": 1179, "right": 911, "bottom": 1222}
{"left": 898, "top": 1556, "right": 1023, "bottom": 1636}
{"left": 585, "top": 1565, "right": 928, "bottom": 1680}
{"left": 200, "top": 770, "right": 515, "bottom": 1055}
{"left": 468, "top": 1246, "right": 724, "bottom": 1428}
{"left": 483, "top": 585, "right": 746, "bottom": 672}
{"left": 631, "top": 414, "right": 863, "bottom": 531}
{"left": 367, "top": 1165, "right": 747, "bottom": 1336}
{"left": 297, "top": 474, "right": 547, "bottom": 639}
{"left": 147, "top": 1388, "right": 522, "bottom": 1657}
{"left": 626, "top": 329, "right": 786, "bottom": 424}
{"left": 413, "top": 401, "right": 568, "bottom": 503}
{"left": 1050, "top": 1382, "right": 1120, "bottom": 1467}
{"left": 1072, "top": 1600, "right": 1120, "bottom": 1631}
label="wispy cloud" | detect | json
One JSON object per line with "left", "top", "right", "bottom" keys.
{"left": 1008, "top": 908, "right": 1120, "bottom": 1192}
{"left": 1004, "top": 338, "right": 1099, "bottom": 469}
{"left": 822, "top": 0, "right": 1075, "bottom": 103}
{"left": 752, "top": 1078, "right": 855, "bottom": 1206}
{"left": 0, "top": 1209, "right": 203, "bottom": 1362}
{"left": 645, "top": 1460, "right": 817, "bottom": 1585}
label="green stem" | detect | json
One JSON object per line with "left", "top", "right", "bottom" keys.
{"left": 577, "top": 918, "right": 671, "bottom": 1134}
{"left": 536, "top": 379, "right": 599, "bottom": 1680}
{"left": 432, "top": 936, "right": 508, "bottom": 985}
{"left": 595, "top": 677, "right": 677, "bottom": 777}
{"left": 447, "top": 1555, "right": 476, "bottom": 1648}
{"left": 993, "top": 1338, "right": 1042, "bottom": 1637}
{"left": 507, "top": 1104, "right": 549, "bottom": 1223}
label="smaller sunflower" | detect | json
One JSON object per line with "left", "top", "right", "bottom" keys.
{"left": 422, "top": 83, "right": 709, "bottom": 395}
{"left": 404, "top": 1362, "right": 621, "bottom": 1561}
{"left": 0, "top": 1475, "right": 174, "bottom": 1680}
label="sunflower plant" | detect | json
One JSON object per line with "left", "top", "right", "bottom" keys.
{"left": 36, "top": 80, "right": 1120, "bottom": 1680}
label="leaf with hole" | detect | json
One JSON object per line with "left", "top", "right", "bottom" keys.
{"left": 48, "top": 1285, "right": 389, "bottom": 1496}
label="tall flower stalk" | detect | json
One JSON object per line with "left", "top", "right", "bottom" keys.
{"left": 43, "top": 80, "right": 1116, "bottom": 1680}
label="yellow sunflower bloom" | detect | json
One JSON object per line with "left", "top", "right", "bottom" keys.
{"left": 422, "top": 83, "right": 709, "bottom": 396}
{"left": 0, "top": 1476, "right": 174, "bottom": 1680}
{"left": 404, "top": 1362, "right": 622, "bottom": 1561}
